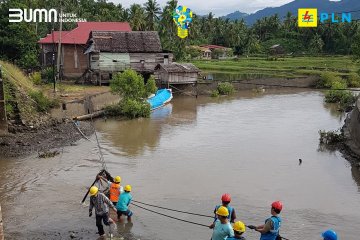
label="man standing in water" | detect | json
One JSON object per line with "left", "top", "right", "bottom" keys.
{"left": 248, "top": 201, "right": 282, "bottom": 240}
{"left": 210, "top": 206, "right": 234, "bottom": 240}
{"left": 210, "top": 193, "right": 237, "bottom": 229}
{"left": 89, "top": 186, "right": 117, "bottom": 238}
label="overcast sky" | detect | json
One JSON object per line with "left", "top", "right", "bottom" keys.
{"left": 110, "top": 0, "right": 295, "bottom": 16}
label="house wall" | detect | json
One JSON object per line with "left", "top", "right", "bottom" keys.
{"left": 62, "top": 45, "right": 88, "bottom": 78}
{"left": 40, "top": 44, "right": 88, "bottom": 79}
{"left": 96, "top": 53, "right": 130, "bottom": 72}
{"left": 155, "top": 69, "right": 198, "bottom": 85}
{"left": 130, "top": 53, "right": 173, "bottom": 73}
{"left": 168, "top": 73, "right": 198, "bottom": 84}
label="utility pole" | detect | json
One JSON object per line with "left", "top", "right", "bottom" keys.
{"left": 56, "top": 3, "right": 63, "bottom": 83}
{"left": 52, "top": 28, "right": 56, "bottom": 93}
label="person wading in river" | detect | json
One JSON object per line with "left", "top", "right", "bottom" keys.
{"left": 210, "top": 193, "right": 237, "bottom": 229}
{"left": 116, "top": 185, "right": 133, "bottom": 223}
{"left": 248, "top": 201, "right": 282, "bottom": 240}
{"left": 97, "top": 174, "right": 124, "bottom": 205}
{"left": 227, "top": 221, "right": 247, "bottom": 240}
{"left": 210, "top": 206, "right": 235, "bottom": 240}
{"left": 89, "top": 186, "right": 117, "bottom": 238}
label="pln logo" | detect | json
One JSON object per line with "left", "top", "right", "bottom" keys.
{"left": 298, "top": 9, "right": 318, "bottom": 27}
{"left": 298, "top": 8, "right": 352, "bottom": 28}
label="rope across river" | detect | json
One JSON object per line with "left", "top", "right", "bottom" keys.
{"left": 131, "top": 200, "right": 291, "bottom": 240}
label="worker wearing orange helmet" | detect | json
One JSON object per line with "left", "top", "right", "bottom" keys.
{"left": 210, "top": 193, "right": 237, "bottom": 229}
{"left": 248, "top": 201, "right": 283, "bottom": 240}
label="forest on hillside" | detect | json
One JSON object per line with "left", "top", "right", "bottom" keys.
{"left": 0, "top": 0, "right": 360, "bottom": 69}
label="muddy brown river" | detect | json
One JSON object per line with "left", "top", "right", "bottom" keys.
{"left": 1, "top": 89, "right": 360, "bottom": 240}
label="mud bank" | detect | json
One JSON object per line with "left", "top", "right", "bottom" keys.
{"left": 177, "top": 76, "right": 319, "bottom": 95}
{"left": 343, "top": 98, "right": 360, "bottom": 158}
{"left": 0, "top": 120, "right": 94, "bottom": 157}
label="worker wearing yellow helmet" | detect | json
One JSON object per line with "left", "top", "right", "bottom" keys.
{"left": 116, "top": 185, "right": 133, "bottom": 222}
{"left": 227, "top": 221, "right": 247, "bottom": 240}
{"left": 88, "top": 186, "right": 117, "bottom": 238}
{"left": 97, "top": 174, "right": 124, "bottom": 206}
{"left": 210, "top": 206, "right": 235, "bottom": 240}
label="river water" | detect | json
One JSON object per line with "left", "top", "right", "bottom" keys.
{"left": 1, "top": 89, "right": 360, "bottom": 240}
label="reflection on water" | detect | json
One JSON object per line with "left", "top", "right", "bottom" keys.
{"left": 150, "top": 104, "right": 172, "bottom": 119}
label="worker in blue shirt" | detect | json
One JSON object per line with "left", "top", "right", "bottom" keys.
{"left": 210, "top": 193, "right": 237, "bottom": 229}
{"left": 210, "top": 206, "right": 234, "bottom": 240}
{"left": 116, "top": 185, "right": 133, "bottom": 222}
{"left": 248, "top": 201, "right": 282, "bottom": 240}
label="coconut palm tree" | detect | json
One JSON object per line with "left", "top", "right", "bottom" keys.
{"left": 144, "top": 0, "right": 161, "bottom": 31}
{"left": 129, "top": 4, "right": 146, "bottom": 31}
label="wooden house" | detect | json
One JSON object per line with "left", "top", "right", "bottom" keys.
{"left": 38, "top": 22, "right": 132, "bottom": 79}
{"left": 84, "top": 31, "right": 173, "bottom": 85}
{"left": 154, "top": 63, "right": 200, "bottom": 87}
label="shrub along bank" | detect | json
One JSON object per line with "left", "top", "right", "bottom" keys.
{"left": 106, "top": 70, "right": 157, "bottom": 119}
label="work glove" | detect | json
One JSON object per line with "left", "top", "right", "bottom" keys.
{"left": 209, "top": 223, "right": 215, "bottom": 229}
{"left": 89, "top": 211, "right": 92, "bottom": 217}
{"left": 247, "top": 225, "right": 256, "bottom": 230}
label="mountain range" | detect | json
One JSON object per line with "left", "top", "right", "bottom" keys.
{"left": 221, "top": 0, "right": 360, "bottom": 24}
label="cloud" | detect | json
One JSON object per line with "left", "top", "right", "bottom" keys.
{"left": 110, "top": 0, "right": 294, "bottom": 16}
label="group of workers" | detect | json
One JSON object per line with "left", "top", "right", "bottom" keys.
{"left": 210, "top": 194, "right": 338, "bottom": 240}
{"left": 88, "top": 174, "right": 132, "bottom": 238}
{"left": 86, "top": 175, "right": 338, "bottom": 240}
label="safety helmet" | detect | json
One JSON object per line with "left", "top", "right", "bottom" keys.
{"left": 216, "top": 206, "right": 229, "bottom": 217}
{"left": 233, "top": 221, "right": 246, "bottom": 233}
{"left": 114, "top": 176, "right": 121, "bottom": 183}
{"left": 89, "top": 186, "right": 98, "bottom": 196}
{"left": 124, "top": 185, "right": 132, "bottom": 192}
{"left": 221, "top": 193, "right": 231, "bottom": 202}
{"left": 322, "top": 229, "right": 337, "bottom": 240}
{"left": 271, "top": 201, "right": 283, "bottom": 211}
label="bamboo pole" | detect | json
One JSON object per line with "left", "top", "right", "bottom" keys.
{"left": 0, "top": 204, "right": 4, "bottom": 240}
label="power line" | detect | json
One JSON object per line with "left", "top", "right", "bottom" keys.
{"left": 132, "top": 200, "right": 213, "bottom": 218}
{"left": 131, "top": 202, "right": 210, "bottom": 228}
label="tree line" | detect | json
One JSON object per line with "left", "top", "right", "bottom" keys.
{"left": 0, "top": 0, "right": 360, "bottom": 69}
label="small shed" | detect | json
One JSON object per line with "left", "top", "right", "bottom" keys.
{"left": 269, "top": 44, "right": 285, "bottom": 56}
{"left": 155, "top": 63, "right": 200, "bottom": 86}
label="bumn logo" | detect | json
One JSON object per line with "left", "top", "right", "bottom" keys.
{"left": 298, "top": 8, "right": 318, "bottom": 27}
{"left": 9, "top": 9, "right": 57, "bottom": 23}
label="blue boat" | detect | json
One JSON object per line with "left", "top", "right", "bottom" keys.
{"left": 147, "top": 89, "right": 173, "bottom": 110}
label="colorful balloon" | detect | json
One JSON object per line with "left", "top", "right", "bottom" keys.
{"left": 173, "top": 5, "right": 193, "bottom": 38}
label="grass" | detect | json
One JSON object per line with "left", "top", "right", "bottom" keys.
{"left": 0, "top": 60, "right": 37, "bottom": 92}
{"left": 191, "top": 56, "right": 359, "bottom": 79}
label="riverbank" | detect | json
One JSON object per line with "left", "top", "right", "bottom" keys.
{"left": 0, "top": 120, "right": 94, "bottom": 157}
{"left": 343, "top": 98, "right": 360, "bottom": 159}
